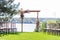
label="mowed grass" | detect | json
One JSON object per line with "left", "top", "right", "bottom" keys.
{"left": 0, "top": 32, "right": 60, "bottom": 40}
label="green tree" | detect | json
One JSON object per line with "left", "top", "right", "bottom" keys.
{"left": 0, "top": 0, "right": 20, "bottom": 22}
{"left": 47, "top": 20, "right": 56, "bottom": 24}
{"left": 56, "top": 19, "right": 60, "bottom": 23}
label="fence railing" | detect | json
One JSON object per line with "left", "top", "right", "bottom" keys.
{"left": 0, "top": 22, "right": 17, "bottom": 34}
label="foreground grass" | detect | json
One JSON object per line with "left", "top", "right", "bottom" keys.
{"left": 0, "top": 32, "right": 60, "bottom": 40}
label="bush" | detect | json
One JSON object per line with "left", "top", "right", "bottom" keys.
{"left": 40, "top": 22, "right": 46, "bottom": 32}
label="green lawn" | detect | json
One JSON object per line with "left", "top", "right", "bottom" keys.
{"left": 0, "top": 32, "right": 60, "bottom": 40}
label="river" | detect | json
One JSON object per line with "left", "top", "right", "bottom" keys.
{"left": 16, "top": 23, "right": 36, "bottom": 32}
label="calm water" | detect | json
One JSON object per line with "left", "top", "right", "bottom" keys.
{"left": 16, "top": 23, "right": 36, "bottom": 32}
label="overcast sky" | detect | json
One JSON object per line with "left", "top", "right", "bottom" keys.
{"left": 14, "top": 0, "right": 60, "bottom": 18}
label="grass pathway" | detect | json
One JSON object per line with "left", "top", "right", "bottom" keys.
{"left": 0, "top": 32, "right": 60, "bottom": 40}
